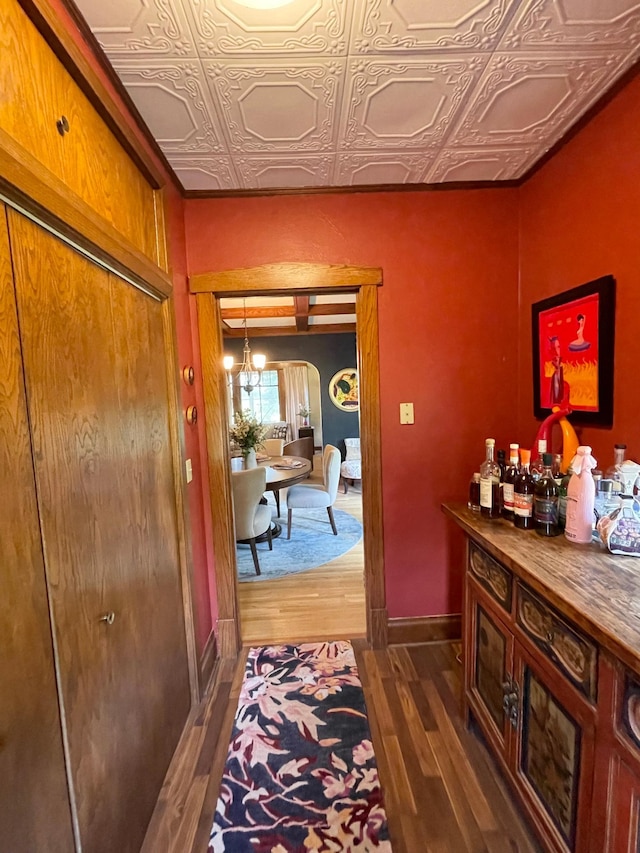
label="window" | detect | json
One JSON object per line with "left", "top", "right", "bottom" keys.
{"left": 233, "top": 370, "right": 282, "bottom": 423}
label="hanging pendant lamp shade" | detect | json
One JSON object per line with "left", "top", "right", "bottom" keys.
{"left": 223, "top": 300, "right": 266, "bottom": 394}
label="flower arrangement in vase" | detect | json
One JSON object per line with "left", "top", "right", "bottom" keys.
{"left": 229, "top": 410, "right": 267, "bottom": 468}
{"left": 298, "top": 405, "right": 310, "bottom": 427}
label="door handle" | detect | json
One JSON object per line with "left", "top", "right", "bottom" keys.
{"left": 99, "top": 612, "right": 115, "bottom": 625}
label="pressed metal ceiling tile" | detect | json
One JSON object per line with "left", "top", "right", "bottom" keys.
{"left": 75, "top": 0, "right": 640, "bottom": 191}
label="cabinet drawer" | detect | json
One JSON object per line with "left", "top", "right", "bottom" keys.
{"left": 468, "top": 541, "right": 512, "bottom": 613}
{"left": 0, "top": 0, "right": 162, "bottom": 266}
{"left": 516, "top": 582, "right": 597, "bottom": 702}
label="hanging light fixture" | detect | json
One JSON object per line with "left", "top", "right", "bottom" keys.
{"left": 223, "top": 300, "right": 266, "bottom": 394}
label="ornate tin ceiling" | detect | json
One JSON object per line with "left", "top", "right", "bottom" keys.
{"left": 74, "top": 0, "right": 640, "bottom": 193}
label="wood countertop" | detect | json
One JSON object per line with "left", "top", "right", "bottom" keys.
{"left": 443, "top": 502, "right": 640, "bottom": 676}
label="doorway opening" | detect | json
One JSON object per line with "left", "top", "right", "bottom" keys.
{"left": 191, "top": 262, "right": 386, "bottom": 658}
{"left": 219, "top": 296, "right": 365, "bottom": 644}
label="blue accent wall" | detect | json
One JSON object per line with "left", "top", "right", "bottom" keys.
{"left": 225, "top": 333, "right": 359, "bottom": 453}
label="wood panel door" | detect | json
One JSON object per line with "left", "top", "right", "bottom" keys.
{"left": 0, "top": 206, "right": 75, "bottom": 851}
{"left": 8, "top": 210, "right": 190, "bottom": 853}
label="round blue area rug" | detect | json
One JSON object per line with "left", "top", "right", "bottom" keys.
{"left": 236, "top": 507, "right": 362, "bottom": 582}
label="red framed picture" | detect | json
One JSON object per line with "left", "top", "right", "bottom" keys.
{"left": 531, "top": 275, "right": 616, "bottom": 425}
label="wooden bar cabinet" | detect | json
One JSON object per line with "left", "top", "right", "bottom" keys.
{"left": 444, "top": 503, "right": 640, "bottom": 853}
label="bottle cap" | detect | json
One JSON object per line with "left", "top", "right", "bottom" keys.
{"left": 520, "top": 448, "right": 531, "bottom": 465}
{"left": 486, "top": 438, "right": 495, "bottom": 446}
{"left": 538, "top": 439, "right": 548, "bottom": 452}
{"left": 542, "top": 453, "right": 553, "bottom": 466}
{"left": 472, "top": 472, "right": 480, "bottom": 482}
{"left": 509, "top": 443, "right": 519, "bottom": 450}
{"left": 615, "top": 443, "right": 627, "bottom": 449}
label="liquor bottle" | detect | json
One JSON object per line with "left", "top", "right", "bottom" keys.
{"left": 497, "top": 449, "right": 506, "bottom": 480}
{"left": 514, "top": 449, "right": 535, "bottom": 530}
{"left": 468, "top": 473, "right": 481, "bottom": 512}
{"left": 605, "top": 443, "right": 627, "bottom": 492}
{"left": 531, "top": 439, "right": 547, "bottom": 482}
{"left": 534, "top": 453, "right": 561, "bottom": 536}
{"left": 480, "top": 438, "right": 501, "bottom": 519}
{"left": 558, "top": 466, "right": 572, "bottom": 531}
{"left": 502, "top": 444, "right": 520, "bottom": 521}
{"left": 565, "top": 446, "right": 597, "bottom": 544}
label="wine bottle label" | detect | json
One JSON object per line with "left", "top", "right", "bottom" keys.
{"left": 503, "top": 484, "right": 515, "bottom": 509}
{"left": 534, "top": 497, "right": 559, "bottom": 524}
{"left": 480, "top": 478, "right": 493, "bottom": 508}
{"left": 514, "top": 493, "right": 533, "bottom": 517}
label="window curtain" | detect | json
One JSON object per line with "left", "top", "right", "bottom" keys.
{"left": 282, "top": 364, "right": 309, "bottom": 440}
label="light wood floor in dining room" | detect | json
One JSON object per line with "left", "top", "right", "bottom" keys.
{"left": 142, "top": 641, "right": 541, "bottom": 853}
{"left": 237, "top": 464, "right": 366, "bottom": 645}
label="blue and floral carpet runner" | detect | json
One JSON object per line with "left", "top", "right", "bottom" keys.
{"left": 209, "top": 641, "right": 392, "bottom": 852}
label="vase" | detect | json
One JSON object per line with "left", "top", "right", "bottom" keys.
{"left": 243, "top": 448, "right": 257, "bottom": 469}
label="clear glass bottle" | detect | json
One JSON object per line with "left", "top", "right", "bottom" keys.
{"left": 514, "top": 448, "right": 535, "bottom": 530}
{"left": 605, "top": 444, "right": 627, "bottom": 492}
{"left": 468, "top": 473, "right": 481, "bottom": 512}
{"left": 480, "top": 439, "right": 501, "bottom": 519}
{"left": 534, "top": 453, "right": 561, "bottom": 536}
{"left": 531, "top": 439, "right": 547, "bottom": 482}
{"left": 502, "top": 444, "right": 520, "bottom": 521}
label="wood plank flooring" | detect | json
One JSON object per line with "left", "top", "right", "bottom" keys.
{"left": 142, "top": 641, "right": 541, "bottom": 853}
{"left": 237, "top": 470, "right": 366, "bottom": 645}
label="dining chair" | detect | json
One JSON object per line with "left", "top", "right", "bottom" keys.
{"left": 231, "top": 467, "right": 272, "bottom": 575}
{"left": 285, "top": 444, "right": 340, "bottom": 539}
{"left": 260, "top": 437, "right": 285, "bottom": 456}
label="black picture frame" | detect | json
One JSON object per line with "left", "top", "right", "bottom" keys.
{"left": 531, "top": 275, "right": 616, "bottom": 426}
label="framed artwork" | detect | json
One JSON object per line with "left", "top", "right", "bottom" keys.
{"left": 531, "top": 275, "right": 616, "bottom": 425}
{"left": 328, "top": 368, "right": 359, "bottom": 412}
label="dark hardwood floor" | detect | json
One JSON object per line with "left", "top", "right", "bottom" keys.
{"left": 142, "top": 641, "right": 541, "bottom": 853}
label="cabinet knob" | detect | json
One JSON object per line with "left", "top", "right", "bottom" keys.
{"left": 186, "top": 405, "right": 197, "bottom": 425}
{"left": 99, "top": 612, "right": 115, "bottom": 625}
{"left": 56, "top": 115, "right": 70, "bottom": 136}
{"left": 546, "top": 630, "right": 555, "bottom": 644}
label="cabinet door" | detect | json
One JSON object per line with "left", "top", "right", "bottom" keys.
{"left": 513, "top": 644, "right": 595, "bottom": 853}
{"left": 0, "top": 206, "right": 74, "bottom": 850}
{"left": 466, "top": 580, "right": 514, "bottom": 757}
{"left": 605, "top": 756, "right": 640, "bottom": 853}
{"left": 8, "top": 210, "right": 190, "bottom": 853}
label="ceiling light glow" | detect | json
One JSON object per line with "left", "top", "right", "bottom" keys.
{"left": 233, "top": 0, "right": 295, "bottom": 8}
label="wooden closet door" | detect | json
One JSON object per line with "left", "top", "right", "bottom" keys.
{"left": 0, "top": 206, "right": 75, "bottom": 851}
{"left": 8, "top": 210, "right": 190, "bottom": 853}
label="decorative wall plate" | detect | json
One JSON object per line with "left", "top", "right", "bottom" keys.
{"left": 328, "top": 368, "right": 359, "bottom": 412}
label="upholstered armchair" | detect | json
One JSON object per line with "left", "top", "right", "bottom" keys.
{"left": 231, "top": 467, "right": 272, "bottom": 575}
{"left": 340, "top": 437, "right": 361, "bottom": 493}
{"left": 285, "top": 445, "right": 340, "bottom": 539}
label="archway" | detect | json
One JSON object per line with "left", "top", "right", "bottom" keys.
{"left": 191, "top": 262, "right": 386, "bottom": 657}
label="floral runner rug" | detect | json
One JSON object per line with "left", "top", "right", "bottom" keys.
{"left": 209, "top": 641, "right": 392, "bottom": 852}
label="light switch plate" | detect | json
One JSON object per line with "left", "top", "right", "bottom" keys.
{"left": 400, "top": 403, "right": 414, "bottom": 424}
{"left": 185, "top": 458, "right": 193, "bottom": 483}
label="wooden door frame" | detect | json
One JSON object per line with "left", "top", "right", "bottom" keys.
{"left": 191, "top": 262, "right": 387, "bottom": 658}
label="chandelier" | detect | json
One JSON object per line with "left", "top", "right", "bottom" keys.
{"left": 222, "top": 300, "right": 266, "bottom": 394}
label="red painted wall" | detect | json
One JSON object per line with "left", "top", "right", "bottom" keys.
{"left": 185, "top": 190, "right": 520, "bottom": 618}
{"left": 518, "top": 74, "right": 640, "bottom": 466}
